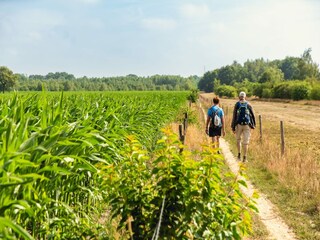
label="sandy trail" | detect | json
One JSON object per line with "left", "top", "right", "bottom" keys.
{"left": 201, "top": 93, "right": 320, "bottom": 133}
{"left": 199, "top": 100, "right": 297, "bottom": 240}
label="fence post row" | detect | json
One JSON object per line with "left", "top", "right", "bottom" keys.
{"left": 256, "top": 115, "right": 285, "bottom": 155}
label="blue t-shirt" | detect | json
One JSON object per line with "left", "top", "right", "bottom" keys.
{"left": 207, "top": 105, "right": 224, "bottom": 127}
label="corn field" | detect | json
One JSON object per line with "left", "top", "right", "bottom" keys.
{"left": 0, "top": 91, "right": 255, "bottom": 239}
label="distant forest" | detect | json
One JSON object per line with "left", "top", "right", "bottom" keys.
{"left": 198, "top": 48, "right": 320, "bottom": 100}
{"left": 14, "top": 73, "right": 199, "bottom": 91}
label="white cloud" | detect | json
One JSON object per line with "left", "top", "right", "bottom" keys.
{"left": 141, "top": 18, "right": 177, "bottom": 31}
{"left": 180, "top": 3, "right": 210, "bottom": 18}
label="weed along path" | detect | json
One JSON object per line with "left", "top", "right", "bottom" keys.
{"left": 198, "top": 100, "right": 297, "bottom": 240}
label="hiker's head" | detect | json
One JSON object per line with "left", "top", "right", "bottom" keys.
{"left": 213, "top": 96, "right": 220, "bottom": 105}
{"left": 239, "top": 91, "right": 246, "bottom": 100}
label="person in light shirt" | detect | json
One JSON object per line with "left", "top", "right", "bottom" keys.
{"left": 231, "top": 91, "right": 256, "bottom": 162}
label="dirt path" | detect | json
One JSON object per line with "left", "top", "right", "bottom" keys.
{"left": 201, "top": 93, "right": 320, "bottom": 133}
{"left": 198, "top": 100, "right": 297, "bottom": 240}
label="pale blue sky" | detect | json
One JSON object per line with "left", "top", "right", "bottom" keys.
{"left": 0, "top": 0, "right": 319, "bottom": 77}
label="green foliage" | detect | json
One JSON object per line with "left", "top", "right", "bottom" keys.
{"left": 0, "top": 66, "right": 17, "bottom": 93}
{"left": 199, "top": 49, "right": 320, "bottom": 101}
{"left": 262, "top": 88, "right": 273, "bottom": 98}
{"left": 291, "top": 82, "right": 311, "bottom": 100}
{"left": 198, "top": 70, "right": 218, "bottom": 92}
{"left": 215, "top": 85, "right": 237, "bottom": 98}
{"left": 0, "top": 91, "right": 188, "bottom": 239}
{"left": 259, "top": 67, "right": 284, "bottom": 84}
{"left": 272, "top": 82, "right": 292, "bottom": 99}
{"left": 17, "top": 74, "right": 198, "bottom": 91}
{"left": 106, "top": 130, "right": 256, "bottom": 239}
{"left": 310, "top": 84, "right": 320, "bottom": 100}
{"left": 187, "top": 89, "right": 199, "bottom": 103}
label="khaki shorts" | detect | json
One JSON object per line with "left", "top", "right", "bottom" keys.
{"left": 235, "top": 125, "right": 251, "bottom": 145}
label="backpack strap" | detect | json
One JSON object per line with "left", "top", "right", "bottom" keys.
{"left": 211, "top": 106, "right": 219, "bottom": 118}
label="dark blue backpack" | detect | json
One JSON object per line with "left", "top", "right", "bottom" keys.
{"left": 236, "top": 102, "right": 250, "bottom": 125}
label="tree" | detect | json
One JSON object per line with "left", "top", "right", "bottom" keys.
{"left": 198, "top": 70, "right": 218, "bottom": 92}
{"left": 259, "top": 67, "right": 284, "bottom": 84}
{"left": 0, "top": 66, "right": 17, "bottom": 93}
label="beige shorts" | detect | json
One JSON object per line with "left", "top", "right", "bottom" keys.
{"left": 235, "top": 125, "right": 251, "bottom": 145}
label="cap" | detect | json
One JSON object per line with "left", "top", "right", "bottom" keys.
{"left": 239, "top": 91, "right": 246, "bottom": 97}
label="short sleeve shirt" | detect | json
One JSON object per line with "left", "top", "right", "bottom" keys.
{"left": 207, "top": 105, "right": 224, "bottom": 127}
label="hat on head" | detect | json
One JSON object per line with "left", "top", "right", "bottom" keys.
{"left": 239, "top": 91, "right": 246, "bottom": 97}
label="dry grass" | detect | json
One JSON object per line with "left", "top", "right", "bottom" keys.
{"left": 201, "top": 94, "right": 320, "bottom": 239}
{"left": 247, "top": 125, "right": 320, "bottom": 196}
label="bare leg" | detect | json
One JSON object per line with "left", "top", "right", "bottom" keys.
{"left": 212, "top": 137, "right": 218, "bottom": 148}
{"left": 237, "top": 140, "right": 241, "bottom": 155}
{"left": 216, "top": 136, "right": 220, "bottom": 148}
{"left": 243, "top": 144, "right": 249, "bottom": 158}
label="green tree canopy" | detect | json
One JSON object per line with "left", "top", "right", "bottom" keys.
{"left": 0, "top": 66, "right": 16, "bottom": 93}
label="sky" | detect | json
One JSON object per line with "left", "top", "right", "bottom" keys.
{"left": 0, "top": 0, "right": 320, "bottom": 78}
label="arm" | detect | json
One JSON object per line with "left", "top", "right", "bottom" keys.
{"left": 221, "top": 114, "right": 226, "bottom": 137}
{"left": 231, "top": 103, "right": 238, "bottom": 131}
{"left": 205, "top": 109, "right": 211, "bottom": 134}
{"left": 248, "top": 104, "right": 256, "bottom": 129}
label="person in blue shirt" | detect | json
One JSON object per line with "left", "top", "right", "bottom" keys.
{"left": 205, "top": 96, "right": 225, "bottom": 150}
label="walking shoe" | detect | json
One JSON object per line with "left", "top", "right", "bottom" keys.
{"left": 243, "top": 156, "right": 247, "bottom": 163}
{"left": 237, "top": 153, "right": 241, "bottom": 161}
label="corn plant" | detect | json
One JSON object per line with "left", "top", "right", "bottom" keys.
{"left": 0, "top": 91, "right": 188, "bottom": 239}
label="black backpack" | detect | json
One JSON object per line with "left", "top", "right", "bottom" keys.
{"left": 236, "top": 102, "right": 250, "bottom": 125}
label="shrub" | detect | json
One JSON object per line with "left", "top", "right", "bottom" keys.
{"left": 262, "top": 88, "right": 273, "bottom": 98}
{"left": 310, "top": 85, "right": 320, "bottom": 100}
{"left": 252, "top": 84, "right": 264, "bottom": 98}
{"left": 273, "top": 82, "right": 292, "bottom": 99}
{"left": 215, "top": 85, "right": 237, "bottom": 98}
{"left": 187, "top": 89, "right": 199, "bottom": 103}
{"left": 291, "top": 82, "right": 311, "bottom": 100}
{"left": 106, "top": 130, "right": 257, "bottom": 239}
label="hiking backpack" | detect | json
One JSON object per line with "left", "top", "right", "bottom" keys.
{"left": 236, "top": 102, "right": 250, "bottom": 125}
{"left": 210, "top": 107, "right": 221, "bottom": 128}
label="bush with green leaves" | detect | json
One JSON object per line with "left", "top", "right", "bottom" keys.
{"left": 291, "top": 82, "right": 311, "bottom": 100}
{"left": 215, "top": 85, "right": 237, "bottom": 98}
{"left": 187, "top": 89, "right": 199, "bottom": 103}
{"left": 272, "top": 82, "right": 292, "bottom": 99}
{"left": 310, "top": 84, "right": 320, "bottom": 100}
{"left": 106, "top": 129, "right": 257, "bottom": 239}
{"left": 261, "top": 88, "right": 273, "bottom": 98}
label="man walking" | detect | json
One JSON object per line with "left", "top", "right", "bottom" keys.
{"left": 231, "top": 92, "right": 256, "bottom": 162}
{"left": 205, "top": 96, "right": 225, "bottom": 150}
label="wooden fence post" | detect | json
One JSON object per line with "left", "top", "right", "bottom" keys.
{"left": 280, "top": 121, "right": 285, "bottom": 156}
{"left": 179, "top": 124, "right": 184, "bottom": 144}
{"left": 183, "top": 113, "right": 188, "bottom": 135}
{"left": 259, "top": 115, "right": 262, "bottom": 141}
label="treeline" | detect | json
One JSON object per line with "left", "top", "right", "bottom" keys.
{"left": 198, "top": 48, "right": 320, "bottom": 100}
{"left": 14, "top": 73, "right": 199, "bottom": 91}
